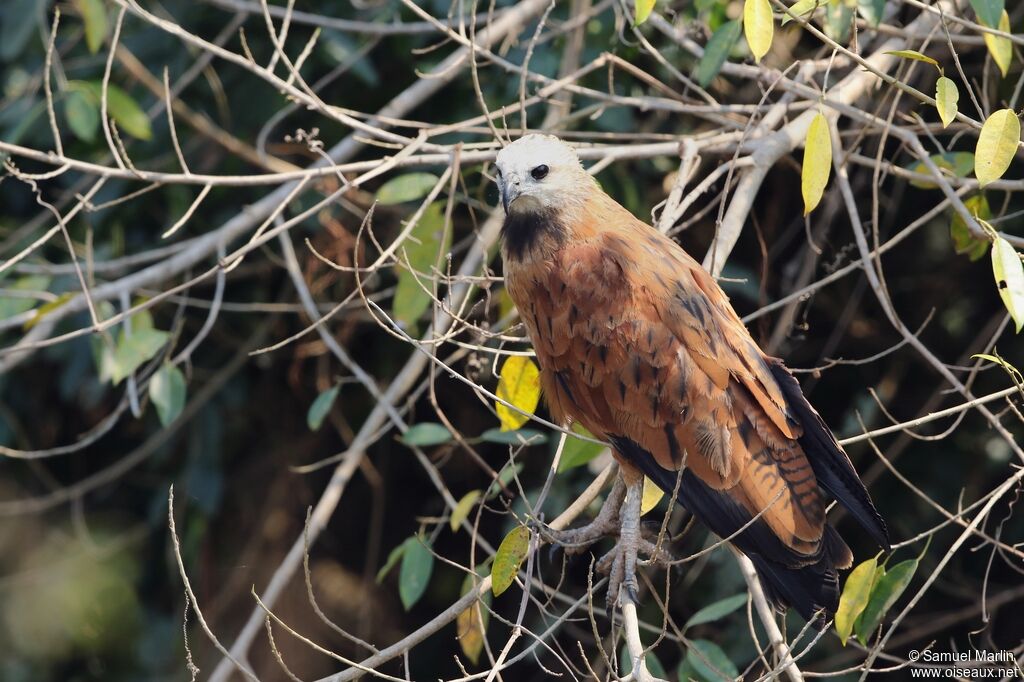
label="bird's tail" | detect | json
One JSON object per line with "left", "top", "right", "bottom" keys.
{"left": 747, "top": 525, "right": 853, "bottom": 629}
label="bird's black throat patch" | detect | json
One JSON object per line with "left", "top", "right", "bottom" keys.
{"left": 500, "top": 206, "right": 566, "bottom": 261}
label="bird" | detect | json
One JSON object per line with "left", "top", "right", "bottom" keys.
{"left": 493, "top": 133, "right": 889, "bottom": 628}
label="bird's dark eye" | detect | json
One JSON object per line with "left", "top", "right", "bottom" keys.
{"left": 531, "top": 164, "right": 549, "bottom": 180}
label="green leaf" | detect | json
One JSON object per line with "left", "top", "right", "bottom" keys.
{"left": 73, "top": 0, "right": 108, "bottom": 54}
{"left": 93, "top": 337, "right": 116, "bottom": 384}
{"left": 128, "top": 304, "right": 156, "bottom": 333}
{"left": 743, "top": 0, "right": 774, "bottom": 62}
{"left": 64, "top": 88, "right": 100, "bottom": 142}
{"left": 111, "top": 328, "right": 170, "bottom": 384}
{"left": 89, "top": 302, "right": 118, "bottom": 382}
{"left": 619, "top": 643, "right": 668, "bottom": 678}
{"left": 392, "top": 202, "right": 450, "bottom": 333}
{"left": 104, "top": 84, "right": 152, "bottom": 140}
{"left": 376, "top": 173, "right": 440, "bottom": 205}
{"left": 835, "top": 556, "right": 877, "bottom": 645}
{"left": 634, "top": 0, "right": 656, "bottom": 25}
{"left": 976, "top": 109, "right": 1020, "bottom": 187}
{"left": 495, "top": 356, "right": 541, "bottom": 431}
{"left": 824, "top": 0, "right": 854, "bottom": 42}
{"left": 401, "top": 422, "right": 454, "bottom": 447}
{"left": 781, "top": 0, "right": 822, "bottom": 25}
{"left": 884, "top": 49, "right": 939, "bottom": 68}
{"left": 684, "top": 593, "right": 748, "bottom": 629}
{"left": 935, "top": 76, "right": 959, "bottom": 129}
{"left": 970, "top": 0, "right": 1005, "bottom": 30}
{"left": 376, "top": 542, "right": 406, "bottom": 583}
{"left": 802, "top": 112, "right": 832, "bottom": 214}
{"left": 906, "top": 151, "right": 974, "bottom": 189}
{"left": 855, "top": 0, "right": 885, "bottom": 26}
{"left": 854, "top": 559, "right": 918, "bottom": 643}
{"left": 486, "top": 462, "right": 523, "bottom": 499}
{"left": 677, "top": 658, "right": 699, "bottom": 681}
{"left": 982, "top": 10, "right": 1012, "bottom": 78}
{"left": 558, "top": 424, "right": 606, "bottom": 473}
{"left": 0, "top": 0, "right": 40, "bottom": 62}
{"left": 307, "top": 383, "right": 341, "bottom": 431}
{"left": 0, "top": 276, "right": 51, "bottom": 320}
{"left": 695, "top": 20, "right": 742, "bottom": 87}
{"left": 149, "top": 362, "right": 186, "bottom": 426}
{"left": 950, "top": 194, "right": 991, "bottom": 261}
{"left": 991, "top": 236, "right": 1024, "bottom": 332}
{"left": 685, "top": 639, "right": 739, "bottom": 681}
{"left": 479, "top": 428, "right": 548, "bottom": 446}
{"left": 491, "top": 526, "right": 530, "bottom": 596}
{"left": 450, "top": 490, "right": 482, "bottom": 531}
{"left": 319, "top": 30, "right": 379, "bottom": 86}
{"left": 398, "top": 534, "right": 434, "bottom": 610}
{"left": 73, "top": 81, "right": 152, "bottom": 140}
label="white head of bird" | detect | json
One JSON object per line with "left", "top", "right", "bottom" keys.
{"left": 494, "top": 134, "right": 595, "bottom": 216}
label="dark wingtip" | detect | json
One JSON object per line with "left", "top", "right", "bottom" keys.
{"left": 767, "top": 360, "right": 891, "bottom": 552}
{"left": 862, "top": 514, "right": 891, "bottom": 554}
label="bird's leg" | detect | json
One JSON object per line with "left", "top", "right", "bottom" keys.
{"left": 593, "top": 472, "right": 675, "bottom": 614}
{"left": 544, "top": 471, "right": 673, "bottom": 615}
{"left": 542, "top": 476, "right": 626, "bottom": 553}
{"left": 601, "top": 473, "right": 643, "bottom": 609}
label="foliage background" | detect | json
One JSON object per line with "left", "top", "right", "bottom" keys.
{"left": 0, "top": 0, "right": 1022, "bottom": 680}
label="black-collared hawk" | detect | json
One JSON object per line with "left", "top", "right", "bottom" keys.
{"left": 493, "top": 134, "right": 889, "bottom": 627}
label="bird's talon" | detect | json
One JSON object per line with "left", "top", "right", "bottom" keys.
{"left": 605, "top": 599, "right": 616, "bottom": 623}
{"left": 546, "top": 542, "right": 565, "bottom": 566}
{"left": 625, "top": 581, "right": 640, "bottom": 606}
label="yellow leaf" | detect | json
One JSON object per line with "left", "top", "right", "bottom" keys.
{"left": 22, "top": 292, "right": 73, "bottom": 331}
{"left": 935, "top": 76, "right": 958, "bottom": 128}
{"left": 801, "top": 113, "right": 832, "bottom": 215}
{"left": 450, "top": 490, "right": 482, "bottom": 531}
{"left": 635, "top": 0, "right": 656, "bottom": 25}
{"left": 495, "top": 356, "right": 541, "bottom": 431}
{"left": 744, "top": 0, "right": 774, "bottom": 62}
{"left": 456, "top": 573, "right": 490, "bottom": 665}
{"left": 456, "top": 605, "right": 484, "bottom": 663}
{"left": 73, "top": 0, "right": 108, "bottom": 54}
{"left": 991, "top": 236, "right": 1024, "bottom": 333}
{"left": 781, "top": 0, "right": 821, "bottom": 26}
{"left": 835, "top": 557, "right": 877, "bottom": 645}
{"left": 973, "top": 351, "right": 1024, "bottom": 383}
{"left": 982, "top": 11, "right": 1012, "bottom": 78}
{"left": 640, "top": 477, "right": 665, "bottom": 516}
{"left": 497, "top": 287, "right": 516, "bottom": 321}
{"left": 975, "top": 109, "right": 1021, "bottom": 187}
{"left": 950, "top": 194, "right": 991, "bottom": 261}
{"left": 884, "top": 49, "right": 939, "bottom": 68}
{"left": 491, "top": 526, "right": 531, "bottom": 596}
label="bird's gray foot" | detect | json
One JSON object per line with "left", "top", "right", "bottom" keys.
{"left": 545, "top": 474, "right": 673, "bottom": 615}
{"left": 542, "top": 476, "right": 626, "bottom": 554}
{"left": 599, "top": 475, "right": 645, "bottom": 613}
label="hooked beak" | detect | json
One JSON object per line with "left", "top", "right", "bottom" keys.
{"left": 499, "top": 175, "right": 522, "bottom": 213}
